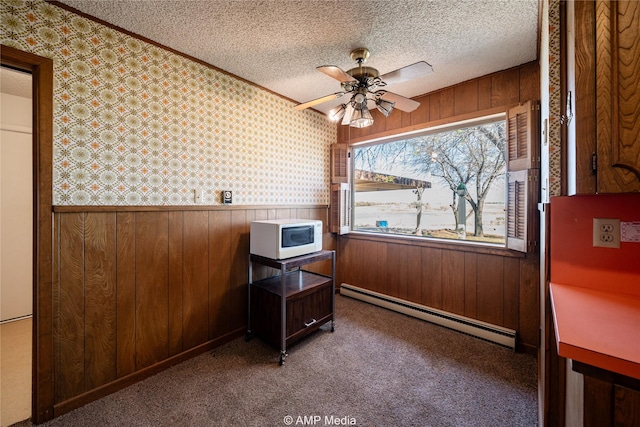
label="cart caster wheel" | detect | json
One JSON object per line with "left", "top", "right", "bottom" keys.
{"left": 279, "top": 352, "right": 287, "bottom": 366}
{"left": 244, "top": 332, "right": 253, "bottom": 342}
{"left": 331, "top": 322, "right": 335, "bottom": 332}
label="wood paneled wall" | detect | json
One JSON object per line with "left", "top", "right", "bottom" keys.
{"left": 338, "top": 61, "right": 539, "bottom": 144}
{"left": 337, "top": 235, "right": 539, "bottom": 352}
{"left": 336, "top": 60, "right": 541, "bottom": 353}
{"left": 51, "top": 205, "right": 331, "bottom": 414}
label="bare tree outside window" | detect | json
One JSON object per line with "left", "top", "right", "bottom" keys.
{"left": 408, "top": 121, "right": 506, "bottom": 237}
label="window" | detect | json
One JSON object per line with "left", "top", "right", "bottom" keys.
{"left": 330, "top": 102, "right": 539, "bottom": 252}
{"left": 352, "top": 115, "right": 507, "bottom": 245}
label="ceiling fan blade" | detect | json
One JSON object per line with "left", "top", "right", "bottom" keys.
{"left": 294, "top": 92, "right": 344, "bottom": 110}
{"left": 341, "top": 103, "right": 354, "bottom": 125}
{"left": 380, "top": 92, "right": 421, "bottom": 112}
{"left": 317, "top": 66, "right": 358, "bottom": 83}
{"left": 379, "top": 61, "right": 433, "bottom": 86}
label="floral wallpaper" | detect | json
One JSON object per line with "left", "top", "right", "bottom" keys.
{"left": 548, "top": 0, "right": 561, "bottom": 198}
{"left": 1, "top": 0, "right": 335, "bottom": 205}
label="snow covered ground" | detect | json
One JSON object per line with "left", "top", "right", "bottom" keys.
{"left": 354, "top": 202, "right": 505, "bottom": 237}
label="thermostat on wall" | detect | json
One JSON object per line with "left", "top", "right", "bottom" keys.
{"left": 222, "top": 190, "right": 232, "bottom": 204}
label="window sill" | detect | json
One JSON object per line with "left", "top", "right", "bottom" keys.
{"left": 342, "top": 231, "right": 526, "bottom": 258}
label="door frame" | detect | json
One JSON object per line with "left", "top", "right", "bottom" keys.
{"left": 1, "top": 45, "right": 54, "bottom": 424}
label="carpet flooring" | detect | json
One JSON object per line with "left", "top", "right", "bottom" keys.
{"left": 24, "top": 295, "right": 537, "bottom": 427}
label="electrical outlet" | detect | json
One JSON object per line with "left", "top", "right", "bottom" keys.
{"left": 593, "top": 218, "right": 620, "bottom": 248}
{"left": 194, "top": 188, "right": 202, "bottom": 203}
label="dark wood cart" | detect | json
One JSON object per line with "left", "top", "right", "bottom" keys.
{"left": 246, "top": 250, "right": 335, "bottom": 365}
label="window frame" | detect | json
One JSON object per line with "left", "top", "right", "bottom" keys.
{"left": 330, "top": 102, "right": 539, "bottom": 254}
{"left": 349, "top": 112, "right": 509, "bottom": 248}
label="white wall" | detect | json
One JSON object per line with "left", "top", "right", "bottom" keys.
{"left": 0, "top": 91, "right": 33, "bottom": 322}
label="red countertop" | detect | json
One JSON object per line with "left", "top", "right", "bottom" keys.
{"left": 550, "top": 282, "right": 640, "bottom": 380}
{"left": 550, "top": 194, "right": 640, "bottom": 380}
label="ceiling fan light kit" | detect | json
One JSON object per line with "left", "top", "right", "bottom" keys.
{"left": 296, "top": 48, "right": 433, "bottom": 128}
{"left": 328, "top": 104, "right": 347, "bottom": 122}
{"left": 375, "top": 98, "right": 395, "bottom": 117}
{"left": 350, "top": 104, "right": 374, "bottom": 128}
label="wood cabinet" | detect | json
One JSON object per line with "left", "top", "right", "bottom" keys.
{"left": 573, "top": 361, "right": 640, "bottom": 427}
{"left": 567, "top": 3, "right": 640, "bottom": 425}
{"left": 247, "top": 250, "right": 335, "bottom": 365}
{"left": 595, "top": 0, "right": 640, "bottom": 192}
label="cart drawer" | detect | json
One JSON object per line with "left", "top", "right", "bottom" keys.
{"left": 250, "top": 281, "right": 333, "bottom": 348}
{"left": 286, "top": 282, "right": 332, "bottom": 339}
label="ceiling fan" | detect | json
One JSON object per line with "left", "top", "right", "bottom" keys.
{"left": 295, "top": 48, "right": 433, "bottom": 128}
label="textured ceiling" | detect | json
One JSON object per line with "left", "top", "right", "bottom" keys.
{"left": 56, "top": 0, "right": 539, "bottom": 114}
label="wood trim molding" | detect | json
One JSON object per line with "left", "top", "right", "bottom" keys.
{"left": 1, "top": 44, "right": 55, "bottom": 424}
{"left": 343, "top": 232, "right": 526, "bottom": 259}
{"left": 53, "top": 204, "right": 329, "bottom": 213}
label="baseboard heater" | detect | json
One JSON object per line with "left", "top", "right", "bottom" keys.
{"left": 340, "top": 283, "right": 516, "bottom": 350}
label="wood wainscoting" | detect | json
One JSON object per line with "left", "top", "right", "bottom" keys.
{"left": 337, "top": 233, "right": 539, "bottom": 353}
{"left": 337, "top": 61, "right": 539, "bottom": 145}
{"left": 51, "top": 205, "right": 332, "bottom": 416}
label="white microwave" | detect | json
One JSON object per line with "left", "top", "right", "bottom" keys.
{"left": 250, "top": 219, "right": 323, "bottom": 260}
